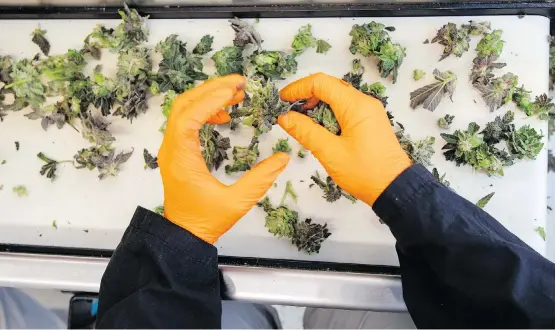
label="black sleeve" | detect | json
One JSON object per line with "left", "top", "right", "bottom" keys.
{"left": 96, "top": 206, "right": 222, "bottom": 329}
{"left": 373, "top": 164, "right": 555, "bottom": 329}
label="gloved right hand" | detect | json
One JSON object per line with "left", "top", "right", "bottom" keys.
{"left": 278, "top": 73, "right": 411, "bottom": 206}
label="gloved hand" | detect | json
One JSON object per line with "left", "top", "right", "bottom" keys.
{"left": 278, "top": 73, "right": 411, "bottom": 206}
{"left": 158, "top": 75, "right": 290, "bottom": 244}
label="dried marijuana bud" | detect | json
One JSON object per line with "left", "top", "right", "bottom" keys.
{"left": 481, "top": 110, "right": 514, "bottom": 144}
{"left": 229, "top": 78, "right": 295, "bottom": 135}
{"left": 192, "top": 35, "right": 214, "bottom": 55}
{"left": 297, "top": 147, "right": 307, "bottom": 158}
{"left": 113, "top": 4, "right": 149, "bottom": 51}
{"left": 431, "top": 23, "right": 470, "bottom": 61}
{"left": 410, "top": 69, "right": 457, "bottom": 111}
{"left": 475, "top": 30, "right": 504, "bottom": 59}
{"left": 13, "top": 185, "right": 28, "bottom": 197}
{"left": 397, "top": 133, "right": 436, "bottom": 167}
{"left": 310, "top": 172, "right": 356, "bottom": 203}
{"left": 212, "top": 46, "right": 244, "bottom": 76}
{"left": 476, "top": 192, "right": 495, "bottom": 208}
{"left": 432, "top": 168, "right": 450, "bottom": 187}
{"left": 225, "top": 137, "right": 259, "bottom": 174}
{"left": 154, "top": 35, "right": 207, "bottom": 93}
{"left": 469, "top": 55, "right": 506, "bottom": 85}
{"left": 143, "top": 148, "right": 158, "bottom": 169}
{"left": 229, "top": 17, "right": 262, "bottom": 49}
{"left": 31, "top": 27, "right": 50, "bottom": 56}
{"left": 413, "top": 69, "right": 426, "bottom": 81}
{"left": 257, "top": 196, "right": 330, "bottom": 254}
{"left": 272, "top": 138, "right": 292, "bottom": 154}
{"left": 309, "top": 102, "right": 340, "bottom": 135}
{"left": 349, "top": 22, "right": 405, "bottom": 83}
{"left": 200, "top": 124, "right": 231, "bottom": 171}
{"left": 475, "top": 73, "right": 518, "bottom": 112}
{"left": 437, "top": 114, "right": 454, "bottom": 129}
{"left": 507, "top": 125, "right": 544, "bottom": 160}
{"left": 280, "top": 180, "right": 298, "bottom": 205}
{"left": 247, "top": 51, "right": 298, "bottom": 80}
{"left": 535, "top": 226, "right": 547, "bottom": 241}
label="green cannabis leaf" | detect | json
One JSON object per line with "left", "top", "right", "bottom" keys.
{"left": 437, "top": 114, "right": 454, "bottom": 129}
{"left": 292, "top": 24, "right": 317, "bottom": 56}
{"left": 310, "top": 172, "right": 356, "bottom": 203}
{"left": 37, "top": 152, "right": 72, "bottom": 181}
{"left": 143, "top": 148, "right": 158, "bottom": 169}
{"left": 6, "top": 58, "right": 46, "bottom": 109}
{"left": 31, "top": 27, "right": 50, "bottom": 56}
{"left": 410, "top": 69, "right": 457, "bottom": 111}
{"left": 200, "top": 124, "right": 231, "bottom": 171}
{"left": 225, "top": 137, "right": 259, "bottom": 175}
{"left": 476, "top": 192, "right": 495, "bottom": 208}
{"left": 474, "top": 73, "right": 518, "bottom": 112}
{"left": 316, "top": 40, "right": 331, "bottom": 54}
{"left": 272, "top": 138, "right": 292, "bottom": 154}
{"left": 96, "top": 149, "right": 134, "bottom": 180}
{"left": 469, "top": 55, "right": 506, "bottom": 85}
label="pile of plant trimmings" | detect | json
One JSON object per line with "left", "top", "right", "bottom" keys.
{"left": 0, "top": 10, "right": 553, "bottom": 249}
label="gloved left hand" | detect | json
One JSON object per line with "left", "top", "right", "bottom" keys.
{"left": 158, "top": 75, "right": 290, "bottom": 244}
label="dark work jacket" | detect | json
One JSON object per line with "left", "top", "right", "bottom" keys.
{"left": 96, "top": 164, "right": 555, "bottom": 328}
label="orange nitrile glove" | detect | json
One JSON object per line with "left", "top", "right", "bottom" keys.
{"left": 158, "top": 75, "right": 290, "bottom": 244}
{"left": 278, "top": 73, "right": 411, "bottom": 206}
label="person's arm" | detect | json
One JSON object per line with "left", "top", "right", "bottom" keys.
{"left": 373, "top": 164, "right": 555, "bottom": 328}
{"left": 97, "top": 75, "right": 289, "bottom": 328}
{"left": 278, "top": 73, "right": 554, "bottom": 328}
{"left": 96, "top": 207, "right": 221, "bottom": 328}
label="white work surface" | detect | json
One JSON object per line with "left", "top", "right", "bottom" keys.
{"left": 0, "top": 16, "right": 550, "bottom": 266}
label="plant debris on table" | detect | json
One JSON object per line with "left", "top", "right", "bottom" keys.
{"left": 257, "top": 195, "right": 331, "bottom": 254}
{"left": 438, "top": 114, "right": 454, "bottom": 129}
{"left": 476, "top": 192, "right": 495, "bottom": 208}
{"left": 143, "top": 149, "right": 158, "bottom": 169}
{"left": 291, "top": 24, "right": 331, "bottom": 56}
{"left": 397, "top": 133, "right": 436, "bottom": 167}
{"left": 37, "top": 152, "right": 72, "bottom": 181}
{"left": 410, "top": 69, "right": 457, "bottom": 111}
{"left": 273, "top": 138, "right": 292, "bottom": 154}
{"left": 310, "top": 172, "right": 356, "bottom": 203}
{"left": 31, "top": 27, "right": 50, "bottom": 56}
{"left": 12, "top": 185, "right": 28, "bottom": 197}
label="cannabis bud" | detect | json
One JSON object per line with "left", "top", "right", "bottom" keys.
{"left": 272, "top": 138, "right": 292, "bottom": 154}
{"left": 200, "top": 124, "right": 231, "bottom": 171}
{"left": 297, "top": 147, "right": 307, "bottom": 159}
{"left": 475, "top": 30, "right": 504, "bottom": 59}
{"left": 225, "top": 137, "right": 259, "bottom": 175}
{"left": 348, "top": 22, "right": 405, "bottom": 83}
{"left": 431, "top": 23, "right": 470, "bottom": 61}
{"left": 410, "top": 69, "right": 457, "bottom": 111}
{"left": 507, "top": 125, "right": 544, "bottom": 160}
{"left": 469, "top": 55, "right": 506, "bottom": 85}
{"left": 143, "top": 149, "right": 158, "bottom": 169}
{"left": 308, "top": 102, "right": 340, "bottom": 135}
{"left": 481, "top": 110, "right": 514, "bottom": 144}
{"left": 437, "top": 114, "right": 454, "bottom": 129}
{"left": 229, "top": 17, "right": 263, "bottom": 49}
{"left": 212, "top": 46, "right": 244, "bottom": 76}
{"left": 192, "top": 35, "right": 214, "bottom": 55}
{"left": 474, "top": 72, "right": 518, "bottom": 112}
{"left": 247, "top": 51, "right": 298, "bottom": 80}
{"left": 310, "top": 172, "right": 356, "bottom": 203}
{"left": 291, "top": 24, "right": 331, "bottom": 56}
{"left": 257, "top": 196, "right": 331, "bottom": 254}
{"left": 413, "top": 69, "right": 426, "bottom": 81}
{"left": 397, "top": 133, "right": 436, "bottom": 167}
{"left": 229, "top": 77, "right": 294, "bottom": 135}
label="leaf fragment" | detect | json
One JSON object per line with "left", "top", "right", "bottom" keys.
{"left": 143, "top": 149, "right": 158, "bottom": 169}
{"left": 12, "top": 185, "right": 28, "bottom": 197}
{"left": 410, "top": 69, "right": 457, "bottom": 111}
{"left": 31, "top": 28, "right": 50, "bottom": 56}
{"left": 476, "top": 192, "right": 495, "bottom": 208}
